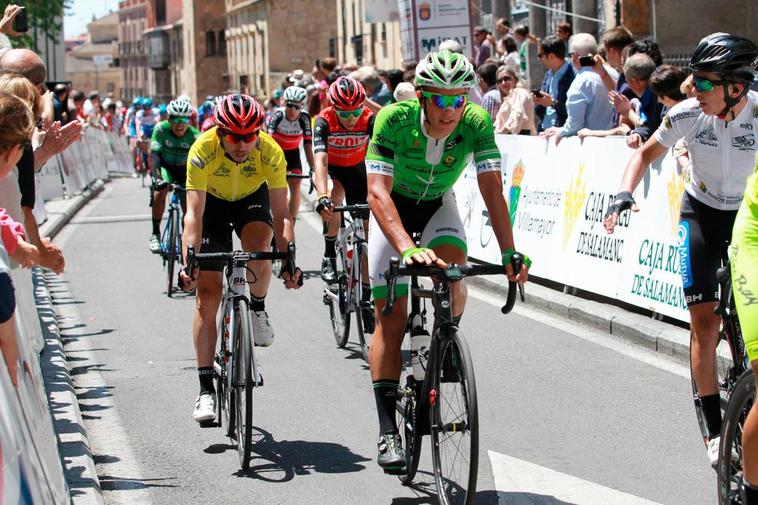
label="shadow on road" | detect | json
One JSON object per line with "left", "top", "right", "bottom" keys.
{"left": 204, "top": 427, "right": 371, "bottom": 482}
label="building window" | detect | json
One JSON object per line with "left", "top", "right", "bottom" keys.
{"left": 155, "top": 0, "right": 166, "bottom": 25}
{"left": 106, "top": 82, "right": 115, "bottom": 93}
{"left": 218, "top": 30, "right": 226, "bottom": 56}
{"left": 239, "top": 74, "right": 249, "bottom": 94}
{"left": 206, "top": 30, "right": 216, "bottom": 56}
{"left": 329, "top": 37, "right": 336, "bottom": 58}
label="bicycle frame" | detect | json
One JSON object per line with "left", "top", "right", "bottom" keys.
{"left": 324, "top": 206, "right": 368, "bottom": 314}
{"left": 160, "top": 187, "right": 183, "bottom": 258}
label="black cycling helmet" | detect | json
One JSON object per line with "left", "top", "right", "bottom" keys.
{"left": 689, "top": 33, "right": 758, "bottom": 116}
{"left": 689, "top": 33, "right": 758, "bottom": 81}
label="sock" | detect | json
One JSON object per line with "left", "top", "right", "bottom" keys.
{"left": 362, "top": 283, "right": 371, "bottom": 303}
{"left": 198, "top": 367, "right": 215, "bottom": 395}
{"left": 324, "top": 235, "right": 337, "bottom": 258}
{"left": 152, "top": 219, "right": 161, "bottom": 236}
{"left": 250, "top": 294, "right": 266, "bottom": 312}
{"left": 744, "top": 481, "right": 758, "bottom": 505}
{"left": 700, "top": 394, "right": 723, "bottom": 438}
{"left": 373, "top": 379, "right": 399, "bottom": 435}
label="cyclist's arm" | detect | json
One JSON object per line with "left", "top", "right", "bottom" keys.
{"left": 301, "top": 112, "right": 315, "bottom": 172}
{"left": 150, "top": 127, "right": 163, "bottom": 179}
{"left": 366, "top": 173, "right": 415, "bottom": 254}
{"left": 312, "top": 116, "right": 329, "bottom": 195}
{"left": 182, "top": 190, "right": 205, "bottom": 260}
{"left": 477, "top": 170, "right": 516, "bottom": 254}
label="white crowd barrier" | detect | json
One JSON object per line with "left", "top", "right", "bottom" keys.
{"left": 455, "top": 134, "right": 690, "bottom": 323}
{"left": 1, "top": 127, "right": 132, "bottom": 503}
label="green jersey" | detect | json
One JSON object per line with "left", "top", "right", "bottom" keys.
{"left": 365, "top": 100, "right": 501, "bottom": 201}
{"left": 150, "top": 120, "right": 200, "bottom": 168}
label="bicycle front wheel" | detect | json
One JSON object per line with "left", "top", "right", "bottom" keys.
{"left": 718, "top": 368, "right": 755, "bottom": 505}
{"left": 430, "top": 326, "right": 478, "bottom": 505}
{"left": 165, "top": 209, "right": 178, "bottom": 297}
{"left": 327, "top": 248, "right": 350, "bottom": 347}
{"left": 234, "top": 302, "right": 254, "bottom": 470}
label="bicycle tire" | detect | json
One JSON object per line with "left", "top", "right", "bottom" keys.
{"left": 234, "top": 302, "right": 254, "bottom": 470}
{"left": 396, "top": 369, "right": 423, "bottom": 485}
{"left": 216, "top": 302, "right": 235, "bottom": 437}
{"left": 327, "top": 244, "right": 350, "bottom": 347}
{"left": 166, "top": 209, "right": 177, "bottom": 297}
{"left": 430, "top": 326, "right": 479, "bottom": 505}
{"left": 718, "top": 368, "right": 755, "bottom": 505}
{"left": 355, "top": 243, "right": 372, "bottom": 363}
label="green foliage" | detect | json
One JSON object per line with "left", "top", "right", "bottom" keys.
{"left": 0, "top": 0, "right": 72, "bottom": 51}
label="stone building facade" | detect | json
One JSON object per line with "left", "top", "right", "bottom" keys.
{"left": 145, "top": 0, "right": 184, "bottom": 103}
{"left": 225, "top": 0, "right": 337, "bottom": 98}
{"left": 118, "top": 0, "right": 148, "bottom": 101}
{"left": 336, "top": 0, "right": 403, "bottom": 70}
{"left": 181, "top": 0, "right": 227, "bottom": 105}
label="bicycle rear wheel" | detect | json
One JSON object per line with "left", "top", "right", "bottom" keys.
{"left": 234, "top": 301, "right": 254, "bottom": 470}
{"left": 396, "top": 364, "right": 423, "bottom": 484}
{"left": 430, "top": 326, "right": 478, "bottom": 505}
{"left": 165, "top": 209, "right": 178, "bottom": 297}
{"left": 354, "top": 243, "right": 372, "bottom": 363}
{"left": 718, "top": 368, "right": 755, "bottom": 505}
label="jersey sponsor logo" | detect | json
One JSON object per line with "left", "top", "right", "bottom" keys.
{"left": 731, "top": 134, "right": 755, "bottom": 151}
{"left": 435, "top": 226, "right": 460, "bottom": 234}
{"left": 474, "top": 159, "right": 501, "bottom": 173}
{"left": 669, "top": 109, "right": 702, "bottom": 123}
{"left": 677, "top": 221, "right": 693, "bottom": 289}
{"left": 445, "top": 134, "right": 463, "bottom": 151}
{"left": 694, "top": 125, "right": 718, "bottom": 147}
{"left": 190, "top": 156, "right": 206, "bottom": 169}
{"left": 663, "top": 115, "right": 672, "bottom": 129}
{"left": 240, "top": 164, "right": 257, "bottom": 177}
{"left": 330, "top": 136, "right": 369, "bottom": 148}
{"left": 214, "top": 165, "right": 231, "bottom": 177}
{"left": 752, "top": 105, "right": 758, "bottom": 118}
{"left": 684, "top": 293, "right": 703, "bottom": 304}
{"left": 740, "top": 122, "right": 754, "bottom": 131}
{"left": 443, "top": 154, "right": 456, "bottom": 167}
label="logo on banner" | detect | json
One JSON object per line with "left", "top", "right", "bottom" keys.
{"left": 418, "top": 1, "right": 431, "bottom": 20}
{"left": 562, "top": 163, "right": 587, "bottom": 249}
{"left": 508, "top": 160, "right": 525, "bottom": 223}
{"left": 667, "top": 170, "right": 686, "bottom": 235}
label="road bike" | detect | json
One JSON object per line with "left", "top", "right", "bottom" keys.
{"left": 160, "top": 183, "right": 184, "bottom": 297}
{"left": 322, "top": 204, "right": 372, "bottom": 362}
{"left": 185, "top": 244, "right": 297, "bottom": 470}
{"left": 383, "top": 255, "right": 524, "bottom": 505}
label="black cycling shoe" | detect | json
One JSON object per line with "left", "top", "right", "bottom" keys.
{"left": 377, "top": 432, "right": 405, "bottom": 472}
{"left": 320, "top": 256, "right": 337, "bottom": 284}
{"left": 361, "top": 300, "right": 375, "bottom": 334}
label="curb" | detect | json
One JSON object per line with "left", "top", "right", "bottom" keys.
{"left": 300, "top": 188, "right": 691, "bottom": 364}
{"left": 39, "top": 180, "right": 106, "bottom": 240}
{"left": 35, "top": 269, "right": 105, "bottom": 505}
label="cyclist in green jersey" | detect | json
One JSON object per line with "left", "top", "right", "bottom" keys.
{"left": 365, "top": 50, "right": 530, "bottom": 470}
{"left": 148, "top": 98, "right": 200, "bottom": 253}
{"left": 733, "top": 155, "right": 758, "bottom": 503}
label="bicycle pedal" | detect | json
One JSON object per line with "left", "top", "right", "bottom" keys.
{"left": 382, "top": 466, "right": 406, "bottom": 476}
{"left": 255, "top": 375, "right": 264, "bottom": 387}
{"left": 199, "top": 419, "right": 217, "bottom": 428}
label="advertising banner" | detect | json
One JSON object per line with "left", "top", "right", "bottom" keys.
{"left": 398, "top": 0, "right": 473, "bottom": 62}
{"left": 455, "top": 135, "right": 690, "bottom": 322}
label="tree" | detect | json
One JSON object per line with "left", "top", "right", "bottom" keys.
{"left": 0, "top": 0, "right": 72, "bottom": 51}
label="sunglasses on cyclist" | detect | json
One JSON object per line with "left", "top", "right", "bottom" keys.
{"left": 218, "top": 129, "right": 260, "bottom": 144}
{"left": 335, "top": 108, "right": 363, "bottom": 119}
{"left": 169, "top": 117, "right": 189, "bottom": 124}
{"left": 693, "top": 76, "right": 725, "bottom": 93}
{"left": 421, "top": 91, "right": 467, "bottom": 110}
{"left": 285, "top": 102, "right": 301, "bottom": 109}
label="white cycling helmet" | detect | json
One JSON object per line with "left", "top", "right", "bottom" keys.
{"left": 167, "top": 98, "right": 193, "bottom": 117}
{"left": 177, "top": 94, "right": 191, "bottom": 103}
{"left": 283, "top": 86, "right": 308, "bottom": 107}
{"left": 415, "top": 50, "right": 477, "bottom": 90}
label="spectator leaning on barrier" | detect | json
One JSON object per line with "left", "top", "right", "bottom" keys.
{"left": 596, "top": 26, "right": 634, "bottom": 92}
{"left": 534, "top": 35, "right": 575, "bottom": 131}
{"left": 494, "top": 66, "right": 536, "bottom": 135}
{"left": 541, "top": 33, "right": 615, "bottom": 144}
{"left": 616, "top": 53, "right": 663, "bottom": 148}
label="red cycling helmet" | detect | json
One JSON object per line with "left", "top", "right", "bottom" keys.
{"left": 328, "top": 76, "right": 366, "bottom": 110}
{"left": 214, "top": 94, "right": 264, "bottom": 134}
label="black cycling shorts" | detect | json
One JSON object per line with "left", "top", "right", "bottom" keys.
{"left": 199, "top": 185, "right": 273, "bottom": 272}
{"left": 678, "top": 192, "right": 738, "bottom": 306}
{"left": 160, "top": 163, "right": 187, "bottom": 187}
{"left": 328, "top": 163, "right": 367, "bottom": 206}
{"left": 283, "top": 149, "right": 302, "bottom": 173}
{"left": 0, "top": 273, "right": 16, "bottom": 324}
{"left": 391, "top": 192, "right": 443, "bottom": 237}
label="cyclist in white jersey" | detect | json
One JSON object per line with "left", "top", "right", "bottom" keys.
{"left": 604, "top": 33, "right": 758, "bottom": 468}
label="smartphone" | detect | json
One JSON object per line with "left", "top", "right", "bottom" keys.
{"left": 578, "top": 55, "right": 595, "bottom": 67}
{"left": 12, "top": 7, "right": 28, "bottom": 33}
{"left": 531, "top": 89, "right": 543, "bottom": 98}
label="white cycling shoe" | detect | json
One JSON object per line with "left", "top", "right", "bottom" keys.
{"left": 192, "top": 392, "right": 216, "bottom": 423}
{"left": 252, "top": 310, "right": 274, "bottom": 347}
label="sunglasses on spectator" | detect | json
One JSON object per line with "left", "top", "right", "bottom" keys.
{"left": 421, "top": 91, "right": 467, "bottom": 110}
{"left": 693, "top": 76, "right": 725, "bottom": 93}
{"left": 219, "top": 128, "right": 260, "bottom": 144}
{"left": 498, "top": 77, "right": 514, "bottom": 83}
{"left": 335, "top": 108, "right": 362, "bottom": 119}
{"left": 169, "top": 116, "right": 189, "bottom": 124}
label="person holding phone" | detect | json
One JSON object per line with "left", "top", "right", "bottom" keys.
{"left": 540, "top": 33, "right": 614, "bottom": 144}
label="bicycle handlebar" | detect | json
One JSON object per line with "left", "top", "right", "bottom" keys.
{"left": 381, "top": 253, "right": 525, "bottom": 317}
{"left": 286, "top": 171, "right": 315, "bottom": 194}
{"left": 185, "top": 243, "right": 300, "bottom": 284}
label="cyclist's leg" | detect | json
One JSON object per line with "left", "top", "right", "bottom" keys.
{"left": 342, "top": 165, "right": 372, "bottom": 299}
{"left": 151, "top": 166, "right": 170, "bottom": 237}
{"left": 284, "top": 149, "right": 303, "bottom": 220}
{"left": 732, "top": 196, "right": 758, "bottom": 491}
{"left": 421, "top": 191, "right": 468, "bottom": 319}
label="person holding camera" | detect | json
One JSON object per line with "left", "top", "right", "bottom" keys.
{"left": 540, "top": 33, "right": 615, "bottom": 144}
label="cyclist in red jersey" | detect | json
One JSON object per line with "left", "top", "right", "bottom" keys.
{"left": 313, "top": 77, "right": 374, "bottom": 292}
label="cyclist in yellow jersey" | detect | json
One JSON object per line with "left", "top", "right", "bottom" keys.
{"left": 733, "top": 154, "right": 758, "bottom": 503}
{"left": 178, "top": 94, "right": 303, "bottom": 423}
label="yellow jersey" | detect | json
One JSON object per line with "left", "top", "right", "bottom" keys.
{"left": 186, "top": 126, "right": 287, "bottom": 202}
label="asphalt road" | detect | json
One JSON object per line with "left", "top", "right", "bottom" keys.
{"left": 52, "top": 178, "right": 715, "bottom": 505}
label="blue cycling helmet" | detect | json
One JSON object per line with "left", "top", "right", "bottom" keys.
{"left": 143, "top": 97, "right": 153, "bottom": 107}
{"left": 132, "top": 96, "right": 143, "bottom": 106}
{"left": 158, "top": 103, "right": 168, "bottom": 116}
